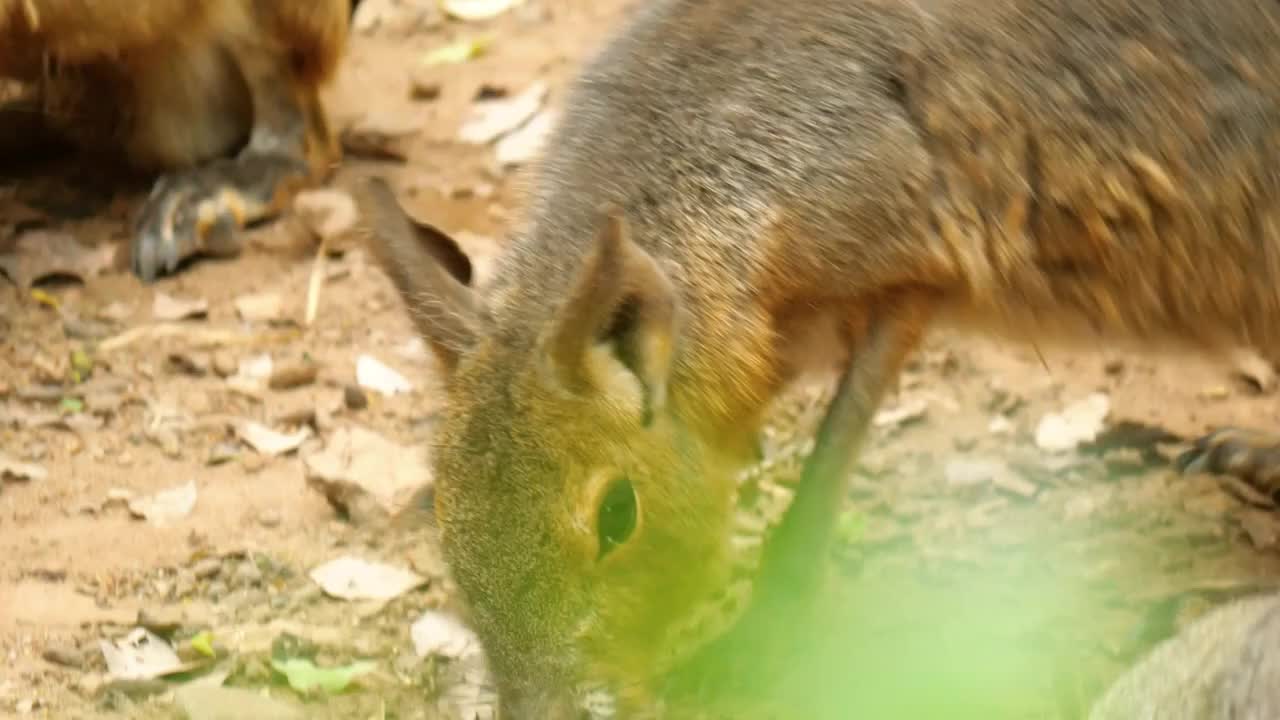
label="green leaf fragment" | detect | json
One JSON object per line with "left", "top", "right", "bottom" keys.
{"left": 420, "top": 37, "right": 491, "bottom": 67}
{"left": 69, "top": 348, "right": 94, "bottom": 382}
{"left": 190, "top": 630, "right": 216, "bottom": 658}
{"left": 270, "top": 658, "right": 376, "bottom": 695}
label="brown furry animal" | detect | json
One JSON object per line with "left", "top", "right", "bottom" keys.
{"left": 360, "top": 0, "right": 1280, "bottom": 716}
{"left": 0, "top": 0, "right": 357, "bottom": 280}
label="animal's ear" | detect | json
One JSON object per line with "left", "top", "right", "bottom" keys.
{"left": 406, "top": 217, "right": 473, "bottom": 288}
{"left": 544, "top": 206, "right": 682, "bottom": 422}
{"left": 357, "top": 176, "right": 483, "bottom": 373}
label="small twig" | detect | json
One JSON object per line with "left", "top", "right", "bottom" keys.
{"left": 97, "top": 323, "right": 299, "bottom": 354}
{"left": 305, "top": 235, "right": 330, "bottom": 327}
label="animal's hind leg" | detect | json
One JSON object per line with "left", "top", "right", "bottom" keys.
{"left": 1177, "top": 428, "right": 1280, "bottom": 500}
{"left": 129, "top": 50, "right": 339, "bottom": 282}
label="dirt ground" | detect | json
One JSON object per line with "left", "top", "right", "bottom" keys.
{"left": 4, "top": 1, "right": 1280, "bottom": 718}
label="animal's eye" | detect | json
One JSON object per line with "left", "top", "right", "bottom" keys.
{"left": 597, "top": 477, "right": 637, "bottom": 559}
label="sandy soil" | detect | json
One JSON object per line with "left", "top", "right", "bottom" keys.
{"left": 2, "top": 1, "right": 1280, "bottom": 718}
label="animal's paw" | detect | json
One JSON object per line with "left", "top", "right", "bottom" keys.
{"left": 131, "top": 154, "right": 306, "bottom": 282}
{"left": 1175, "top": 427, "right": 1280, "bottom": 498}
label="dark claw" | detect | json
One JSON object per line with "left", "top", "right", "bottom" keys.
{"left": 128, "top": 154, "right": 306, "bottom": 283}
{"left": 132, "top": 178, "right": 189, "bottom": 282}
{"left": 1175, "top": 427, "right": 1280, "bottom": 498}
{"left": 132, "top": 171, "right": 223, "bottom": 283}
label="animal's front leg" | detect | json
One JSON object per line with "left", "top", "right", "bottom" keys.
{"left": 667, "top": 293, "right": 936, "bottom": 700}
{"left": 130, "top": 59, "right": 337, "bottom": 282}
{"left": 746, "top": 295, "right": 936, "bottom": 615}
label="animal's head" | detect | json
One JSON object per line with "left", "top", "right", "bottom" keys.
{"left": 358, "top": 178, "right": 743, "bottom": 717}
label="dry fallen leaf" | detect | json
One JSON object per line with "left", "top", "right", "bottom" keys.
{"left": 309, "top": 556, "right": 426, "bottom": 601}
{"left": 395, "top": 337, "right": 429, "bottom": 362}
{"left": 356, "top": 354, "right": 413, "bottom": 397}
{"left": 99, "top": 628, "right": 183, "bottom": 681}
{"left": 458, "top": 80, "right": 548, "bottom": 145}
{"left": 152, "top": 292, "right": 210, "bottom": 321}
{"left": 1035, "top": 392, "right": 1111, "bottom": 453}
{"left": 233, "top": 292, "right": 284, "bottom": 323}
{"left": 873, "top": 396, "right": 928, "bottom": 428}
{"left": 237, "top": 421, "right": 312, "bottom": 457}
{"left": 411, "top": 610, "right": 481, "bottom": 659}
{"left": 223, "top": 353, "right": 275, "bottom": 397}
{"left": 988, "top": 415, "right": 1015, "bottom": 435}
{"left": 495, "top": 109, "right": 558, "bottom": 168}
{"left": 0, "top": 454, "right": 48, "bottom": 482}
{"left": 303, "top": 426, "right": 430, "bottom": 519}
{"left": 0, "top": 230, "right": 117, "bottom": 288}
{"left": 239, "top": 354, "right": 275, "bottom": 380}
{"left": 127, "top": 480, "right": 198, "bottom": 526}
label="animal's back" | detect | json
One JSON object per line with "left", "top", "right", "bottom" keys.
{"left": 914, "top": 0, "right": 1280, "bottom": 353}
{"left": 498, "top": 0, "right": 1280, "bottom": 361}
